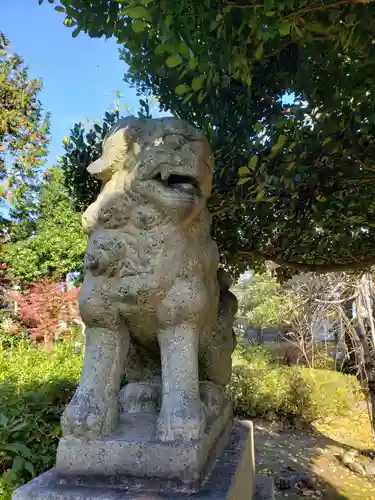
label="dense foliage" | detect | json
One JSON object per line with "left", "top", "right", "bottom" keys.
{"left": 0, "top": 339, "right": 81, "bottom": 498}
{"left": 42, "top": 0, "right": 375, "bottom": 274}
{"left": 236, "top": 273, "right": 290, "bottom": 327}
{"left": 4, "top": 167, "right": 86, "bottom": 282}
{"left": 8, "top": 279, "right": 80, "bottom": 345}
{"left": 231, "top": 345, "right": 361, "bottom": 422}
{"left": 0, "top": 32, "right": 49, "bottom": 213}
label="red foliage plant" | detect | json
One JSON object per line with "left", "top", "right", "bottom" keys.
{"left": 9, "top": 278, "right": 80, "bottom": 347}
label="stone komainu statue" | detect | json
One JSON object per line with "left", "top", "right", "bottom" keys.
{"left": 62, "top": 117, "right": 238, "bottom": 443}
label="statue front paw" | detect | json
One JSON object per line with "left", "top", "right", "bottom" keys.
{"left": 156, "top": 392, "right": 206, "bottom": 442}
{"left": 61, "top": 386, "right": 118, "bottom": 438}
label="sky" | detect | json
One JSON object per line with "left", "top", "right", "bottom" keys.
{"left": 2, "top": 0, "right": 146, "bottom": 165}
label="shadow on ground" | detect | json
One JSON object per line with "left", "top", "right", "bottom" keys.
{"left": 253, "top": 419, "right": 375, "bottom": 500}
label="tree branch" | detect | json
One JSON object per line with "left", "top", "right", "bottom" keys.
{"left": 312, "top": 292, "right": 358, "bottom": 304}
{"left": 285, "top": 0, "right": 374, "bottom": 20}
{"left": 239, "top": 249, "right": 375, "bottom": 272}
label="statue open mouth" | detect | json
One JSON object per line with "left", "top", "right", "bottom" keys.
{"left": 152, "top": 172, "right": 200, "bottom": 195}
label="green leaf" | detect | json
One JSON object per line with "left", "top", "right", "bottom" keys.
{"left": 132, "top": 20, "right": 147, "bottom": 33}
{"left": 181, "top": 93, "right": 192, "bottom": 105}
{"left": 166, "top": 54, "right": 182, "bottom": 68}
{"left": 248, "top": 156, "right": 259, "bottom": 170}
{"left": 175, "top": 84, "right": 190, "bottom": 95}
{"left": 8, "top": 421, "right": 30, "bottom": 432}
{"left": 279, "top": 22, "right": 292, "bottom": 37}
{"left": 54, "top": 6, "right": 65, "bottom": 12}
{"left": 121, "top": 6, "right": 151, "bottom": 21}
{"left": 72, "top": 27, "right": 80, "bottom": 38}
{"left": 178, "top": 41, "right": 190, "bottom": 59}
{"left": 155, "top": 44, "right": 168, "bottom": 55}
{"left": 191, "top": 75, "right": 206, "bottom": 91}
{"left": 63, "top": 17, "right": 76, "bottom": 27}
{"left": 323, "top": 137, "right": 332, "bottom": 146}
{"left": 316, "top": 195, "right": 327, "bottom": 202}
{"left": 238, "top": 166, "right": 250, "bottom": 176}
{"left": 38, "top": 0, "right": 44, "bottom": 4}
{"left": 0, "top": 413, "right": 8, "bottom": 426}
{"left": 256, "top": 190, "right": 265, "bottom": 201}
{"left": 209, "top": 21, "right": 219, "bottom": 32}
{"left": 2, "top": 443, "right": 31, "bottom": 457}
{"left": 188, "top": 58, "right": 198, "bottom": 69}
{"left": 255, "top": 43, "right": 264, "bottom": 61}
{"left": 197, "top": 90, "right": 206, "bottom": 104}
{"left": 306, "top": 23, "right": 328, "bottom": 34}
{"left": 238, "top": 177, "right": 250, "bottom": 185}
{"left": 254, "top": 123, "right": 264, "bottom": 133}
{"left": 293, "top": 22, "right": 303, "bottom": 37}
{"left": 12, "top": 456, "right": 25, "bottom": 474}
{"left": 271, "top": 135, "right": 286, "bottom": 153}
{"left": 164, "top": 14, "right": 173, "bottom": 28}
{"left": 24, "top": 460, "right": 35, "bottom": 475}
{"left": 62, "top": 136, "right": 69, "bottom": 144}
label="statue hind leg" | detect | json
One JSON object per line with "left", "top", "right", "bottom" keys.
{"left": 198, "top": 323, "right": 236, "bottom": 419}
{"left": 120, "top": 341, "right": 162, "bottom": 415}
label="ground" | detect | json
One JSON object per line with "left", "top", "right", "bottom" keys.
{"left": 254, "top": 410, "right": 375, "bottom": 499}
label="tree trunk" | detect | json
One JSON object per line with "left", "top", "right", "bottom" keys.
{"left": 356, "top": 290, "right": 375, "bottom": 444}
{"left": 368, "top": 380, "right": 375, "bottom": 441}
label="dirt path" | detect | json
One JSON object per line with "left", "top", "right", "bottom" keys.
{"left": 253, "top": 411, "right": 375, "bottom": 499}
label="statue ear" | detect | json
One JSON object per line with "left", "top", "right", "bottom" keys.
{"left": 87, "top": 117, "right": 140, "bottom": 181}
{"left": 87, "top": 157, "right": 109, "bottom": 181}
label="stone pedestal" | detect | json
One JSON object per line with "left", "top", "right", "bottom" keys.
{"left": 55, "top": 402, "right": 232, "bottom": 485}
{"left": 12, "top": 421, "right": 273, "bottom": 500}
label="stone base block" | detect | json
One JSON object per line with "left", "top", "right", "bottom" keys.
{"left": 55, "top": 402, "right": 232, "bottom": 486}
{"left": 13, "top": 421, "right": 272, "bottom": 500}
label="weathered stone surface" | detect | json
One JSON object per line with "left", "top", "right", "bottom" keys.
{"left": 61, "top": 116, "right": 238, "bottom": 445}
{"left": 253, "top": 477, "right": 275, "bottom": 500}
{"left": 56, "top": 399, "right": 232, "bottom": 483}
{"left": 13, "top": 421, "right": 269, "bottom": 500}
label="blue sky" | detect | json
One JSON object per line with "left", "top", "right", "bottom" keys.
{"left": 2, "top": 0, "right": 143, "bottom": 165}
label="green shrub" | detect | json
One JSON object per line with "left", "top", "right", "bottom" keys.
{"left": 229, "top": 346, "right": 361, "bottom": 424}
{"left": 0, "top": 339, "right": 81, "bottom": 498}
